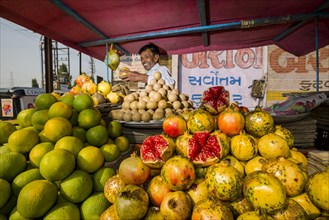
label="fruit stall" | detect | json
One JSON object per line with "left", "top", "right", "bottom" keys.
{"left": 1, "top": 1, "right": 329, "bottom": 220}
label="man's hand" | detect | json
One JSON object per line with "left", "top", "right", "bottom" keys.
{"left": 121, "top": 70, "right": 148, "bottom": 83}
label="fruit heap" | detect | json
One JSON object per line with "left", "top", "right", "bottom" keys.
{"left": 70, "top": 72, "right": 129, "bottom": 106}
{"left": 0, "top": 92, "right": 133, "bottom": 219}
{"left": 110, "top": 71, "right": 195, "bottom": 122}
{"left": 102, "top": 86, "right": 329, "bottom": 219}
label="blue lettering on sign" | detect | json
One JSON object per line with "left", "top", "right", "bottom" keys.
{"left": 188, "top": 74, "right": 241, "bottom": 86}
{"left": 232, "top": 94, "right": 243, "bottom": 105}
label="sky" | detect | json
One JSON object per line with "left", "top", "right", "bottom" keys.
{"left": 0, "top": 18, "right": 108, "bottom": 88}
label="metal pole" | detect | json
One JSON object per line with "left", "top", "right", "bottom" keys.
{"left": 44, "top": 37, "right": 53, "bottom": 93}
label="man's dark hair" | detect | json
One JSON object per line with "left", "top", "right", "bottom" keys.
{"left": 138, "top": 43, "right": 160, "bottom": 55}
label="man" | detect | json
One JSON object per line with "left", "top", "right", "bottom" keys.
{"left": 121, "top": 43, "right": 175, "bottom": 86}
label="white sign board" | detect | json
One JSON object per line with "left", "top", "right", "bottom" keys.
{"left": 179, "top": 47, "right": 267, "bottom": 108}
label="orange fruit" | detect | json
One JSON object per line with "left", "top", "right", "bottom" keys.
{"left": 72, "top": 93, "right": 94, "bottom": 112}
{"left": 86, "top": 125, "right": 109, "bottom": 147}
{"left": 72, "top": 126, "right": 87, "bottom": 143}
{"left": 0, "top": 121, "right": 17, "bottom": 145}
{"left": 17, "top": 108, "right": 36, "bottom": 128}
{"left": 31, "top": 110, "right": 49, "bottom": 131}
{"left": 54, "top": 136, "right": 84, "bottom": 157}
{"left": 107, "top": 120, "right": 122, "bottom": 139}
{"left": 77, "top": 146, "right": 104, "bottom": 173}
{"left": 114, "top": 136, "right": 130, "bottom": 152}
{"left": 8, "top": 128, "right": 39, "bottom": 154}
{"left": 60, "top": 93, "right": 74, "bottom": 106}
{"left": 78, "top": 108, "right": 101, "bottom": 129}
{"left": 100, "top": 143, "right": 120, "bottom": 162}
{"left": 35, "top": 93, "right": 58, "bottom": 110}
{"left": 48, "top": 102, "right": 72, "bottom": 119}
{"left": 43, "top": 117, "right": 72, "bottom": 142}
{"left": 93, "top": 167, "right": 115, "bottom": 192}
{"left": 29, "top": 142, "right": 55, "bottom": 167}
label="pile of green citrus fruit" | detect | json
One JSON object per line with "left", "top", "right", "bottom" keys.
{"left": 0, "top": 92, "right": 132, "bottom": 219}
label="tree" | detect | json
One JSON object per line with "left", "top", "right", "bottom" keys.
{"left": 31, "top": 78, "right": 39, "bottom": 88}
{"left": 58, "top": 63, "right": 72, "bottom": 88}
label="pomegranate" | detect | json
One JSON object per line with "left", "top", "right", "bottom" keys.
{"left": 217, "top": 104, "right": 245, "bottom": 136}
{"left": 219, "top": 155, "right": 245, "bottom": 177}
{"left": 273, "top": 125, "right": 294, "bottom": 148}
{"left": 205, "top": 162, "right": 243, "bottom": 202}
{"left": 146, "top": 175, "right": 171, "bottom": 207}
{"left": 262, "top": 157, "right": 306, "bottom": 197}
{"left": 114, "top": 184, "right": 149, "bottom": 219}
{"left": 140, "top": 134, "right": 175, "bottom": 168}
{"left": 144, "top": 206, "right": 165, "bottom": 220}
{"left": 271, "top": 198, "right": 308, "bottom": 220}
{"left": 191, "top": 197, "right": 234, "bottom": 220}
{"left": 103, "top": 174, "right": 125, "bottom": 203}
{"left": 258, "top": 133, "right": 290, "bottom": 159}
{"left": 75, "top": 73, "right": 90, "bottom": 87}
{"left": 200, "top": 86, "right": 230, "bottom": 115}
{"left": 229, "top": 197, "right": 254, "bottom": 218}
{"left": 306, "top": 168, "right": 329, "bottom": 211}
{"left": 162, "top": 114, "right": 187, "bottom": 138}
{"left": 230, "top": 131, "right": 258, "bottom": 161}
{"left": 175, "top": 132, "right": 192, "bottom": 157}
{"left": 291, "top": 192, "right": 321, "bottom": 219}
{"left": 244, "top": 156, "right": 268, "bottom": 175}
{"left": 243, "top": 171, "right": 287, "bottom": 215}
{"left": 160, "top": 191, "right": 192, "bottom": 220}
{"left": 187, "top": 108, "right": 215, "bottom": 134}
{"left": 289, "top": 148, "right": 308, "bottom": 171}
{"left": 187, "top": 131, "right": 228, "bottom": 167}
{"left": 99, "top": 205, "right": 119, "bottom": 220}
{"left": 236, "top": 211, "right": 275, "bottom": 220}
{"left": 81, "top": 81, "right": 97, "bottom": 95}
{"left": 161, "top": 156, "right": 195, "bottom": 191}
{"left": 118, "top": 154, "right": 151, "bottom": 185}
{"left": 186, "top": 179, "right": 209, "bottom": 206}
{"left": 245, "top": 106, "right": 274, "bottom": 138}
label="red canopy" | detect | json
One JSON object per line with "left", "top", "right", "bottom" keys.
{"left": 1, "top": 0, "right": 329, "bottom": 60}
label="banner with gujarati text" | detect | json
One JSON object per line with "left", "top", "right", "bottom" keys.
{"left": 179, "top": 47, "right": 267, "bottom": 108}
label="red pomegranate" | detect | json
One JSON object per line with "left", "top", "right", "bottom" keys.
{"left": 146, "top": 175, "right": 171, "bottom": 207}
{"left": 217, "top": 104, "right": 245, "bottom": 136}
{"left": 118, "top": 154, "right": 151, "bottom": 185}
{"left": 162, "top": 114, "right": 187, "bottom": 138}
{"left": 200, "top": 86, "right": 230, "bottom": 114}
{"left": 140, "top": 134, "right": 175, "bottom": 169}
{"left": 161, "top": 156, "right": 196, "bottom": 191}
{"left": 187, "top": 108, "right": 215, "bottom": 134}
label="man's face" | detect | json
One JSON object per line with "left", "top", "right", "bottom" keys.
{"left": 140, "top": 49, "right": 159, "bottom": 71}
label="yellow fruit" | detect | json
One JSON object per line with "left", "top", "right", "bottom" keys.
{"left": 100, "top": 205, "right": 120, "bottom": 220}
{"left": 80, "top": 192, "right": 110, "bottom": 220}
{"left": 43, "top": 117, "right": 72, "bottom": 142}
{"left": 105, "top": 49, "right": 120, "bottom": 71}
{"left": 100, "top": 143, "right": 121, "bottom": 162}
{"left": 11, "top": 168, "right": 43, "bottom": 196}
{"left": 8, "top": 128, "right": 39, "bottom": 153}
{"left": 0, "top": 179, "right": 11, "bottom": 209}
{"left": 107, "top": 120, "right": 122, "bottom": 139}
{"left": 48, "top": 101, "right": 73, "bottom": 119}
{"left": 70, "top": 85, "right": 81, "bottom": 95}
{"left": 31, "top": 109, "right": 49, "bottom": 131}
{"left": 93, "top": 167, "right": 116, "bottom": 192}
{"left": 37, "top": 151, "right": 54, "bottom": 168}
{"left": 86, "top": 125, "right": 109, "bottom": 147}
{"left": 39, "top": 149, "right": 76, "bottom": 182}
{"left": 54, "top": 136, "right": 84, "bottom": 157}
{"left": 77, "top": 146, "right": 105, "bottom": 173}
{"left": 78, "top": 108, "right": 101, "bottom": 129}
{"left": 0, "top": 121, "right": 17, "bottom": 144}
{"left": 0, "top": 152, "right": 27, "bottom": 181}
{"left": 104, "top": 175, "right": 126, "bottom": 204}
{"left": 35, "top": 93, "right": 58, "bottom": 110}
{"left": 97, "top": 81, "right": 112, "bottom": 96}
{"left": 16, "top": 108, "right": 35, "bottom": 128}
{"left": 17, "top": 180, "right": 58, "bottom": 218}
{"left": 43, "top": 201, "right": 80, "bottom": 220}
{"left": 59, "top": 170, "right": 93, "bottom": 204}
{"left": 106, "top": 92, "right": 121, "bottom": 104}
{"left": 114, "top": 136, "right": 130, "bottom": 152}
{"left": 51, "top": 92, "right": 61, "bottom": 101}
{"left": 73, "top": 93, "right": 94, "bottom": 112}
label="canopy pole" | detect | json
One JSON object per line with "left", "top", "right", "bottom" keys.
{"left": 105, "top": 43, "right": 109, "bottom": 82}
{"left": 315, "top": 17, "right": 319, "bottom": 93}
{"left": 44, "top": 36, "right": 53, "bottom": 93}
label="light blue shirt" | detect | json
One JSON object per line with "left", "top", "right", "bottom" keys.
{"left": 146, "top": 63, "right": 175, "bottom": 86}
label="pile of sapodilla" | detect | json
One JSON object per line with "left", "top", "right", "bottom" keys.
{"left": 110, "top": 72, "right": 194, "bottom": 122}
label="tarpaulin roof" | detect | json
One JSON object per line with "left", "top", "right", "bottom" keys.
{"left": 1, "top": 0, "right": 329, "bottom": 61}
